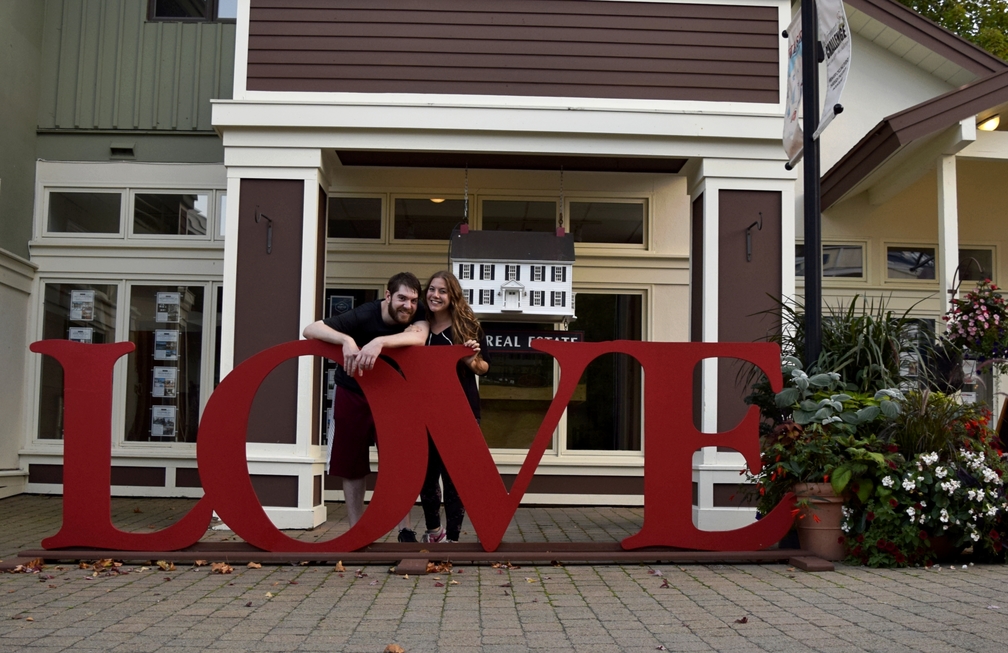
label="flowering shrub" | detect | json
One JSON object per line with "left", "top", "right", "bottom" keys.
{"left": 943, "top": 279, "right": 1008, "bottom": 371}
{"left": 841, "top": 411, "right": 1008, "bottom": 566}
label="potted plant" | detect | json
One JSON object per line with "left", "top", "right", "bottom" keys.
{"left": 943, "top": 278, "right": 1008, "bottom": 374}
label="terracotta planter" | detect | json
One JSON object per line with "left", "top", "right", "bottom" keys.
{"left": 794, "top": 482, "right": 846, "bottom": 561}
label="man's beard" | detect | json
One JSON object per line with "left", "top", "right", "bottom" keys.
{"left": 388, "top": 301, "right": 413, "bottom": 324}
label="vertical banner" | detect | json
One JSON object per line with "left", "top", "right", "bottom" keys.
{"left": 813, "top": 0, "right": 851, "bottom": 139}
{"left": 783, "top": 9, "right": 804, "bottom": 164}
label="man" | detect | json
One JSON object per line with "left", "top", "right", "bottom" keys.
{"left": 303, "top": 272, "right": 429, "bottom": 539}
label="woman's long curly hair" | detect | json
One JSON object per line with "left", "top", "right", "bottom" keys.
{"left": 425, "top": 270, "right": 484, "bottom": 346}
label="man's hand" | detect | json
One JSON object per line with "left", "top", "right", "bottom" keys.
{"left": 342, "top": 340, "right": 362, "bottom": 377}
{"left": 355, "top": 339, "right": 385, "bottom": 375}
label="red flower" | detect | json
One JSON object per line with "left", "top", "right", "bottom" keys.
{"left": 887, "top": 460, "right": 898, "bottom": 469}
{"left": 886, "top": 444, "right": 899, "bottom": 453}
{"left": 866, "top": 513, "right": 875, "bottom": 522}
{"left": 991, "top": 530, "right": 1001, "bottom": 541}
{"left": 894, "top": 552, "right": 906, "bottom": 563}
{"left": 918, "top": 530, "right": 928, "bottom": 540}
{"left": 889, "top": 498, "right": 899, "bottom": 508}
{"left": 856, "top": 534, "right": 865, "bottom": 543}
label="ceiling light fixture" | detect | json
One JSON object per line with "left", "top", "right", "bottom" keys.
{"left": 978, "top": 115, "right": 1000, "bottom": 131}
{"left": 430, "top": 198, "right": 445, "bottom": 203}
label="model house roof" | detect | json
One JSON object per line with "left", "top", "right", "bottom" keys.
{"left": 822, "top": 67, "right": 1008, "bottom": 209}
{"left": 450, "top": 229, "right": 575, "bottom": 263}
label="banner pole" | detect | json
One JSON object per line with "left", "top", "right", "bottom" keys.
{"left": 801, "top": 0, "right": 822, "bottom": 368}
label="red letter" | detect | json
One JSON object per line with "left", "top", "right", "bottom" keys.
{"left": 31, "top": 341, "right": 211, "bottom": 550}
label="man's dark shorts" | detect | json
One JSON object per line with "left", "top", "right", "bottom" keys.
{"left": 327, "top": 386, "right": 375, "bottom": 480}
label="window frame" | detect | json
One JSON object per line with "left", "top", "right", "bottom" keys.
{"left": 957, "top": 245, "right": 996, "bottom": 285}
{"left": 884, "top": 242, "right": 939, "bottom": 285}
{"left": 326, "top": 194, "right": 386, "bottom": 243}
{"left": 390, "top": 193, "right": 466, "bottom": 244}
{"left": 795, "top": 240, "right": 869, "bottom": 284}
{"left": 128, "top": 189, "right": 215, "bottom": 241}
{"left": 146, "top": 0, "right": 237, "bottom": 23}
{"left": 42, "top": 188, "right": 127, "bottom": 239}
{"left": 478, "top": 196, "right": 558, "bottom": 234}
{"left": 565, "top": 197, "right": 649, "bottom": 250}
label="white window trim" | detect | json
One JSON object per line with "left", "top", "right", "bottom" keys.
{"left": 566, "top": 197, "right": 649, "bottom": 252}
{"left": 325, "top": 193, "right": 386, "bottom": 244}
{"left": 957, "top": 244, "right": 997, "bottom": 285}
{"left": 41, "top": 188, "right": 127, "bottom": 240}
{"left": 795, "top": 239, "right": 870, "bottom": 286}
{"left": 127, "top": 189, "right": 215, "bottom": 241}
{"left": 389, "top": 193, "right": 466, "bottom": 244}
{"left": 883, "top": 241, "right": 941, "bottom": 286}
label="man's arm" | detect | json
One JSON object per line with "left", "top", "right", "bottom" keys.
{"left": 303, "top": 320, "right": 362, "bottom": 376}
{"left": 356, "top": 321, "right": 430, "bottom": 372}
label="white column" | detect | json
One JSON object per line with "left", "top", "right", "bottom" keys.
{"left": 937, "top": 154, "right": 959, "bottom": 317}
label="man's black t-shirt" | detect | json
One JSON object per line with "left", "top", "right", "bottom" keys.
{"left": 323, "top": 298, "right": 426, "bottom": 394}
{"left": 426, "top": 325, "right": 488, "bottom": 420}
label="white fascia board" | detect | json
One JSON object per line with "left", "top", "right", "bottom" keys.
{"left": 693, "top": 157, "right": 798, "bottom": 183}
{"left": 224, "top": 146, "right": 323, "bottom": 170}
{"left": 213, "top": 100, "right": 785, "bottom": 145}
{"left": 958, "top": 129, "right": 1008, "bottom": 161}
{"left": 36, "top": 161, "right": 227, "bottom": 189}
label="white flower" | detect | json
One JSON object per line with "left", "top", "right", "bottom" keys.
{"left": 903, "top": 478, "right": 917, "bottom": 491}
{"left": 935, "top": 466, "right": 948, "bottom": 479}
{"left": 982, "top": 467, "right": 1000, "bottom": 484}
{"left": 907, "top": 507, "right": 916, "bottom": 518}
{"left": 987, "top": 505, "right": 999, "bottom": 518}
{"left": 968, "top": 489, "right": 978, "bottom": 501}
{"left": 841, "top": 523, "right": 850, "bottom": 533}
{"left": 882, "top": 476, "right": 894, "bottom": 488}
{"left": 921, "top": 452, "right": 939, "bottom": 466}
{"left": 940, "top": 480, "right": 961, "bottom": 494}
{"left": 940, "top": 509, "right": 950, "bottom": 523}
{"left": 971, "top": 531, "right": 982, "bottom": 542}
{"left": 920, "top": 501, "right": 927, "bottom": 508}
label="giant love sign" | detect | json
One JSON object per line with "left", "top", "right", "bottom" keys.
{"left": 31, "top": 338, "right": 796, "bottom": 554}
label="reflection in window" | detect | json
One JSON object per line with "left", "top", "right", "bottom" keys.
{"left": 328, "top": 197, "right": 382, "bottom": 239}
{"left": 218, "top": 193, "right": 227, "bottom": 238}
{"left": 795, "top": 244, "right": 864, "bottom": 278}
{"left": 569, "top": 201, "right": 645, "bottom": 244}
{"left": 125, "top": 286, "right": 205, "bottom": 442}
{"left": 566, "top": 294, "right": 642, "bottom": 451}
{"left": 38, "top": 284, "right": 118, "bottom": 439}
{"left": 482, "top": 200, "right": 555, "bottom": 232}
{"left": 134, "top": 193, "right": 209, "bottom": 236}
{"left": 887, "top": 247, "right": 936, "bottom": 280}
{"left": 959, "top": 248, "right": 994, "bottom": 282}
{"left": 47, "top": 192, "right": 121, "bottom": 234}
{"left": 150, "top": 0, "right": 236, "bottom": 20}
{"left": 394, "top": 198, "right": 463, "bottom": 240}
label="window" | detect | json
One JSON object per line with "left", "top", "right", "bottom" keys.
{"left": 480, "top": 289, "right": 494, "bottom": 305}
{"left": 505, "top": 264, "right": 520, "bottom": 281}
{"left": 565, "top": 294, "right": 643, "bottom": 451}
{"left": 480, "top": 264, "right": 495, "bottom": 281}
{"left": 394, "top": 198, "right": 463, "bottom": 240}
{"left": 569, "top": 201, "right": 645, "bottom": 244}
{"left": 133, "top": 193, "right": 210, "bottom": 236}
{"left": 218, "top": 193, "right": 227, "bottom": 238}
{"left": 530, "top": 290, "right": 544, "bottom": 306}
{"left": 125, "top": 285, "right": 206, "bottom": 442}
{"left": 464, "top": 289, "right": 474, "bottom": 305}
{"left": 531, "top": 266, "right": 545, "bottom": 282}
{"left": 552, "top": 266, "right": 567, "bottom": 283}
{"left": 38, "top": 283, "right": 119, "bottom": 439}
{"left": 328, "top": 197, "right": 382, "bottom": 239}
{"left": 551, "top": 291, "right": 566, "bottom": 307}
{"left": 795, "top": 243, "right": 864, "bottom": 278}
{"left": 148, "top": 0, "right": 237, "bottom": 21}
{"left": 888, "top": 247, "right": 936, "bottom": 280}
{"left": 959, "top": 248, "right": 994, "bottom": 282}
{"left": 47, "top": 192, "right": 122, "bottom": 234}
{"left": 482, "top": 200, "right": 555, "bottom": 232}
{"left": 459, "top": 264, "right": 474, "bottom": 280}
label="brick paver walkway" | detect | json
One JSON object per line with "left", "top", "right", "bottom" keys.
{"left": 2, "top": 495, "right": 1007, "bottom": 652}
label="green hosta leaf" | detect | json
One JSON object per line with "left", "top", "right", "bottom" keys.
{"left": 831, "top": 466, "right": 853, "bottom": 494}
{"left": 856, "top": 405, "right": 881, "bottom": 422}
{"left": 808, "top": 373, "right": 835, "bottom": 387}
{"left": 775, "top": 387, "right": 800, "bottom": 408}
{"left": 879, "top": 400, "right": 900, "bottom": 419}
{"left": 839, "top": 410, "right": 860, "bottom": 425}
{"left": 793, "top": 409, "right": 816, "bottom": 425}
{"left": 855, "top": 478, "right": 874, "bottom": 503}
{"left": 831, "top": 394, "right": 852, "bottom": 403}
{"left": 812, "top": 407, "right": 833, "bottom": 421}
{"left": 796, "top": 376, "right": 809, "bottom": 392}
{"left": 800, "top": 399, "right": 819, "bottom": 411}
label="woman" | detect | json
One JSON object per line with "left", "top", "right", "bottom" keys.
{"left": 419, "top": 270, "right": 489, "bottom": 543}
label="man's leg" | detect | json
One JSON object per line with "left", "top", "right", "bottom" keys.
{"left": 343, "top": 477, "right": 367, "bottom": 526}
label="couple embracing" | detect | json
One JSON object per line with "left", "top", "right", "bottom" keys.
{"left": 303, "top": 271, "right": 489, "bottom": 543}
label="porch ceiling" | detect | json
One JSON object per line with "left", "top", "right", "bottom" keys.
{"left": 333, "top": 150, "right": 688, "bottom": 173}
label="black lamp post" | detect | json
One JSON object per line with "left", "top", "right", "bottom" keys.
{"left": 801, "top": 0, "right": 822, "bottom": 369}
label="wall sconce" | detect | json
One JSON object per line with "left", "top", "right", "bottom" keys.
{"left": 255, "top": 206, "right": 273, "bottom": 255}
{"left": 978, "top": 115, "right": 1000, "bottom": 131}
{"left": 746, "top": 212, "right": 763, "bottom": 262}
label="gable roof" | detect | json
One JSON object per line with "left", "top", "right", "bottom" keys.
{"left": 822, "top": 67, "right": 1008, "bottom": 209}
{"left": 845, "top": 0, "right": 1006, "bottom": 78}
{"left": 450, "top": 229, "right": 575, "bottom": 263}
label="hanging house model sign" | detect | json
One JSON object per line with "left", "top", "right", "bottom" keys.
{"left": 449, "top": 226, "right": 575, "bottom": 322}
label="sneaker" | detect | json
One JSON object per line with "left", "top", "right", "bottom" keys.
{"left": 397, "top": 528, "right": 417, "bottom": 543}
{"left": 421, "top": 527, "right": 446, "bottom": 544}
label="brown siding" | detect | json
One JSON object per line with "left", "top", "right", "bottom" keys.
{"left": 235, "top": 179, "right": 305, "bottom": 444}
{"left": 176, "top": 467, "right": 202, "bottom": 488}
{"left": 251, "top": 474, "right": 300, "bottom": 508}
{"left": 247, "top": 0, "right": 779, "bottom": 103}
{"left": 110, "top": 466, "right": 166, "bottom": 487}
{"left": 717, "top": 190, "right": 781, "bottom": 432}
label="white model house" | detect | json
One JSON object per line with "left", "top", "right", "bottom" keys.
{"left": 449, "top": 228, "right": 575, "bottom": 322}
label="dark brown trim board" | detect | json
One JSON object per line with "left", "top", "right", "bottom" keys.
{"left": 336, "top": 151, "right": 688, "bottom": 174}
{"left": 247, "top": 0, "right": 779, "bottom": 103}
{"left": 845, "top": 0, "right": 1006, "bottom": 77}
{"left": 822, "top": 68, "right": 1008, "bottom": 209}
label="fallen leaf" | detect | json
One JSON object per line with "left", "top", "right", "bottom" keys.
{"left": 504, "top": 590, "right": 510, "bottom": 596}
{"left": 11, "top": 615, "right": 22, "bottom": 620}
{"left": 245, "top": 601, "right": 252, "bottom": 607}
{"left": 289, "top": 580, "right": 298, "bottom": 585}
{"left": 403, "top": 574, "right": 409, "bottom": 580}
{"left": 211, "top": 563, "right": 233, "bottom": 575}
{"left": 500, "top": 582, "right": 512, "bottom": 588}
{"left": 735, "top": 616, "right": 748, "bottom": 624}
{"left": 163, "top": 577, "right": 171, "bottom": 582}
{"left": 787, "top": 567, "right": 795, "bottom": 572}
{"left": 656, "top": 646, "right": 668, "bottom": 651}
{"left": 299, "top": 561, "right": 309, "bottom": 566}
{"left": 48, "top": 585, "right": 56, "bottom": 589}
{"left": 455, "top": 569, "right": 463, "bottom": 574}
{"left": 988, "top": 605, "right": 1000, "bottom": 610}
{"left": 660, "top": 579, "right": 670, "bottom": 588}
{"left": 384, "top": 645, "right": 405, "bottom": 653}
{"left": 648, "top": 569, "right": 663, "bottom": 577}
{"left": 335, "top": 561, "right": 345, "bottom": 572}
{"left": 369, "top": 580, "right": 378, "bottom": 586}
{"left": 25, "top": 617, "right": 34, "bottom": 622}
{"left": 138, "top": 566, "right": 149, "bottom": 572}
{"left": 550, "top": 560, "right": 564, "bottom": 567}
{"left": 133, "top": 507, "right": 143, "bottom": 513}
{"left": 433, "top": 576, "right": 441, "bottom": 580}
{"left": 525, "top": 578, "right": 537, "bottom": 583}
{"left": 355, "top": 569, "right": 367, "bottom": 578}
{"left": 265, "top": 592, "right": 273, "bottom": 598}
{"left": 156, "top": 561, "right": 175, "bottom": 571}
{"left": 78, "top": 562, "right": 90, "bottom": 570}
{"left": 449, "top": 580, "right": 459, "bottom": 586}
{"left": 272, "top": 582, "right": 280, "bottom": 586}
{"left": 434, "top": 582, "right": 445, "bottom": 587}
{"left": 193, "top": 560, "right": 208, "bottom": 567}
{"left": 246, "top": 562, "right": 261, "bottom": 569}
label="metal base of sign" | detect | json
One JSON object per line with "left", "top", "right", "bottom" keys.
{"left": 16, "top": 543, "right": 833, "bottom": 572}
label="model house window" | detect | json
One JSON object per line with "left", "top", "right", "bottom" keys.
{"left": 569, "top": 201, "right": 646, "bottom": 244}
{"left": 393, "top": 197, "right": 463, "bottom": 241}
{"left": 505, "top": 265, "right": 520, "bottom": 281}
{"left": 37, "top": 283, "right": 119, "bottom": 439}
{"left": 530, "top": 290, "right": 545, "bottom": 306}
{"left": 481, "top": 264, "right": 495, "bottom": 281}
{"left": 480, "top": 289, "right": 494, "bottom": 305}
{"left": 551, "top": 291, "right": 566, "bottom": 307}
{"left": 328, "top": 197, "right": 382, "bottom": 239}
{"left": 531, "top": 266, "right": 545, "bottom": 282}
{"left": 459, "top": 264, "right": 474, "bottom": 280}
{"left": 795, "top": 244, "right": 864, "bottom": 278}
{"left": 552, "top": 266, "right": 566, "bottom": 283}
{"left": 959, "top": 248, "right": 994, "bottom": 282}
{"left": 133, "top": 193, "right": 210, "bottom": 236}
{"left": 148, "top": 0, "right": 237, "bottom": 21}
{"left": 887, "top": 247, "right": 936, "bottom": 280}
{"left": 47, "top": 191, "right": 122, "bottom": 234}
{"left": 464, "top": 289, "right": 474, "bottom": 305}
{"left": 482, "top": 200, "right": 556, "bottom": 232}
